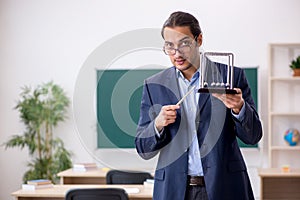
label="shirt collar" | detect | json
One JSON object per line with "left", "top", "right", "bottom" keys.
{"left": 175, "top": 68, "right": 200, "bottom": 83}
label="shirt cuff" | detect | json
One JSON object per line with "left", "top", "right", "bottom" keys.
{"left": 154, "top": 123, "right": 164, "bottom": 138}
{"left": 231, "top": 102, "right": 246, "bottom": 121}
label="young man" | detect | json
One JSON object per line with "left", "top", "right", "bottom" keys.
{"left": 135, "top": 11, "right": 262, "bottom": 200}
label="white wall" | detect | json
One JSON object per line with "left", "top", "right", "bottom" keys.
{"left": 1, "top": 0, "right": 300, "bottom": 199}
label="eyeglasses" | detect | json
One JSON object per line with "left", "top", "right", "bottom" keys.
{"left": 163, "top": 37, "right": 197, "bottom": 55}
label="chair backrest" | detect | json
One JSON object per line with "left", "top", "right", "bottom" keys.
{"left": 106, "top": 170, "right": 153, "bottom": 184}
{"left": 65, "top": 188, "right": 129, "bottom": 200}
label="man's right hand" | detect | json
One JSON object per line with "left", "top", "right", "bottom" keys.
{"left": 155, "top": 105, "right": 180, "bottom": 132}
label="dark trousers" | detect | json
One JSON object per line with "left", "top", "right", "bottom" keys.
{"left": 185, "top": 185, "right": 209, "bottom": 200}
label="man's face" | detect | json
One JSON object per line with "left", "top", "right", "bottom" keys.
{"left": 163, "top": 26, "right": 202, "bottom": 72}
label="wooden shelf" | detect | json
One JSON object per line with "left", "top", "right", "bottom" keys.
{"left": 268, "top": 43, "right": 300, "bottom": 168}
{"left": 269, "top": 43, "right": 300, "bottom": 47}
{"left": 271, "top": 146, "right": 300, "bottom": 150}
{"left": 270, "top": 77, "right": 300, "bottom": 81}
{"left": 270, "top": 112, "right": 300, "bottom": 116}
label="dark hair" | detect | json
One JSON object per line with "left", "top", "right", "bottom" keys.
{"left": 161, "top": 11, "right": 202, "bottom": 39}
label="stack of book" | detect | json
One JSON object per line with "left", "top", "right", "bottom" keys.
{"left": 22, "top": 179, "right": 53, "bottom": 190}
{"left": 72, "top": 163, "right": 98, "bottom": 172}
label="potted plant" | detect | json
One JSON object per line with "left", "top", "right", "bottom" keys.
{"left": 289, "top": 55, "right": 300, "bottom": 76}
{"left": 3, "top": 81, "right": 72, "bottom": 183}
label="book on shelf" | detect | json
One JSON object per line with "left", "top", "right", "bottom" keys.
{"left": 27, "top": 179, "right": 52, "bottom": 186}
{"left": 73, "top": 162, "right": 98, "bottom": 172}
{"left": 22, "top": 183, "right": 54, "bottom": 190}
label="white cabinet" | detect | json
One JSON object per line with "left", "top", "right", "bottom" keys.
{"left": 268, "top": 43, "right": 300, "bottom": 168}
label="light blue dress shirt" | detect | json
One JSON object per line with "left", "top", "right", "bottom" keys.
{"left": 177, "top": 69, "right": 203, "bottom": 176}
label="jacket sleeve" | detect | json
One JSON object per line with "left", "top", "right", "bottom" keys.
{"left": 135, "top": 80, "right": 172, "bottom": 160}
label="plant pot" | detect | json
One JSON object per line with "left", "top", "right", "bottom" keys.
{"left": 293, "top": 69, "right": 300, "bottom": 77}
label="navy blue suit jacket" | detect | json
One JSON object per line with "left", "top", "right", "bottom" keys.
{"left": 135, "top": 65, "right": 262, "bottom": 200}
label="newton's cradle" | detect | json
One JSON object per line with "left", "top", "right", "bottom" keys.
{"left": 198, "top": 52, "right": 238, "bottom": 94}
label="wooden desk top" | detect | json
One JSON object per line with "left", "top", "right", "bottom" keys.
{"left": 57, "top": 168, "right": 155, "bottom": 177}
{"left": 57, "top": 168, "right": 108, "bottom": 177}
{"left": 12, "top": 184, "right": 153, "bottom": 199}
{"left": 258, "top": 168, "right": 300, "bottom": 177}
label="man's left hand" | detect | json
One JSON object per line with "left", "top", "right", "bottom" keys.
{"left": 212, "top": 88, "right": 244, "bottom": 114}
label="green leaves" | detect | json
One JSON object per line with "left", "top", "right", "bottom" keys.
{"left": 290, "top": 55, "right": 300, "bottom": 69}
{"left": 15, "top": 81, "right": 70, "bottom": 128}
{"left": 4, "top": 132, "right": 36, "bottom": 155}
{"left": 3, "top": 81, "right": 72, "bottom": 183}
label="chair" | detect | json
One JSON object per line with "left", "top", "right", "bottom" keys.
{"left": 106, "top": 170, "right": 153, "bottom": 184}
{"left": 65, "top": 188, "right": 129, "bottom": 200}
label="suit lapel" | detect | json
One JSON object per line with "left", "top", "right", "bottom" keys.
{"left": 197, "top": 93, "right": 210, "bottom": 113}
{"left": 161, "top": 67, "right": 182, "bottom": 114}
{"left": 158, "top": 67, "right": 212, "bottom": 116}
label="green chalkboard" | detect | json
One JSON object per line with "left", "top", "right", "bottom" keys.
{"left": 97, "top": 69, "right": 162, "bottom": 148}
{"left": 238, "top": 68, "right": 258, "bottom": 148}
{"left": 97, "top": 67, "right": 258, "bottom": 148}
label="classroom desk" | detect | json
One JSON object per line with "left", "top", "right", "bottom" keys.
{"left": 11, "top": 184, "right": 153, "bottom": 200}
{"left": 258, "top": 168, "right": 300, "bottom": 200}
{"left": 57, "top": 168, "right": 107, "bottom": 184}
